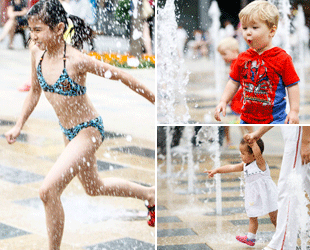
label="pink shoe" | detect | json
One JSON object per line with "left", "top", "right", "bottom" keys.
{"left": 236, "top": 235, "right": 255, "bottom": 246}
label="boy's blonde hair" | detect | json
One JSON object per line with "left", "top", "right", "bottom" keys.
{"left": 239, "top": 0, "right": 279, "bottom": 29}
{"left": 217, "top": 37, "right": 239, "bottom": 53}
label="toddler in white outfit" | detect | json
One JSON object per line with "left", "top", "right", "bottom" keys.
{"left": 206, "top": 138, "right": 278, "bottom": 247}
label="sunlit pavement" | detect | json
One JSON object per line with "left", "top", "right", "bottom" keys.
{"left": 157, "top": 126, "right": 310, "bottom": 249}
{"left": 0, "top": 44, "right": 155, "bottom": 249}
{"left": 157, "top": 57, "right": 310, "bottom": 125}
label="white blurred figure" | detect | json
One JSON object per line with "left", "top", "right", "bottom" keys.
{"left": 176, "top": 25, "right": 188, "bottom": 58}
{"left": 142, "top": 0, "right": 155, "bottom": 55}
{"left": 223, "top": 20, "right": 235, "bottom": 38}
{"left": 187, "top": 29, "right": 208, "bottom": 59}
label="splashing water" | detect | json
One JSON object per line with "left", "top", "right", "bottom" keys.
{"left": 197, "top": 126, "right": 222, "bottom": 215}
{"left": 208, "top": 1, "right": 224, "bottom": 102}
{"left": 157, "top": 0, "right": 190, "bottom": 124}
{"left": 294, "top": 5, "right": 309, "bottom": 93}
{"left": 277, "top": 0, "right": 291, "bottom": 54}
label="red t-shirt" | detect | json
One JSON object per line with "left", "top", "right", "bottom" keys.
{"left": 230, "top": 47, "right": 299, "bottom": 124}
{"left": 28, "top": 0, "right": 39, "bottom": 8}
{"left": 230, "top": 59, "right": 243, "bottom": 115}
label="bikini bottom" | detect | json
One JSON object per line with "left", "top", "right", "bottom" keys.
{"left": 59, "top": 116, "right": 105, "bottom": 142}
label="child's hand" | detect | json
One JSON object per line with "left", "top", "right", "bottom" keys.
{"left": 214, "top": 102, "right": 227, "bottom": 121}
{"left": 243, "top": 133, "right": 255, "bottom": 144}
{"left": 285, "top": 111, "right": 299, "bottom": 124}
{"left": 5, "top": 126, "right": 21, "bottom": 144}
{"left": 204, "top": 169, "right": 217, "bottom": 178}
{"left": 247, "top": 140, "right": 254, "bottom": 148}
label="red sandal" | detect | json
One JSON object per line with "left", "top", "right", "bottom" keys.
{"left": 145, "top": 201, "right": 155, "bottom": 227}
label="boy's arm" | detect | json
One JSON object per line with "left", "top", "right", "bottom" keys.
{"left": 204, "top": 162, "right": 243, "bottom": 177}
{"left": 214, "top": 79, "right": 239, "bottom": 121}
{"left": 249, "top": 141, "right": 266, "bottom": 171}
{"left": 285, "top": 84, "right": 300, "bottom": 124}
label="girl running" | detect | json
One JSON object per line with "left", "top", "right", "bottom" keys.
{"left": 5, "top": 0, "right": 155, "bottom": 249}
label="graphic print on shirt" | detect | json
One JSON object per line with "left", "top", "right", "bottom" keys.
{"left": 242, "top": 60, "right": 276, "bottom": 106}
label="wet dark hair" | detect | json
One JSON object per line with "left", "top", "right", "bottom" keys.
{"left": 27, "top": 0, "right": 94, "bottom": 49}
{"left": 240, "top": 138, "right": 264, "bottom": 154}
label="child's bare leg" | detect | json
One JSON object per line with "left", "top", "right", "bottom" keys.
{"left": 77, "top": 149, "right": 155, "bottom": 206}
{"left": 224, "top": 127, "right": 231, "bottom": 145}
{"left": 269, "top": 210, "right": 277, "bottom": 227}
{"left": 8, "top": 21, "right": 17, "bottom": 47}
{"left": 39, "top": 128, "right": 102, "bottom": 250}
{"left": 248, "top": 217, "right": 258, "bottom": 234}
{"left": 0, "top": 19, "right": 16, "bottom": 42}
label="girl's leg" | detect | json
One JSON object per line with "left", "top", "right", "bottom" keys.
{"left": 248, "top": 217, "right": 258, "bottom": 234}
{"left": 0, "top": 19, "right": 16, "bottom": 42}
{"left": 142, "top": 21, "right": 152, "bottom": 55}
{"left": 39, "top": 127, "right": 102, "bottom": 250}
{"left": 77, "top": 149, "right": 155, "bottom": 206}
{"left": 236, "top": 217, "right": 257, "bottom": 246}
{"left": 224, "top": 127, "right": 231, "bottom": 145}
{"left": 269, "top": 210, "right": 277, "bottom": 227}
{"left": 8, "top": 20, "right": 18, "bottom": 48}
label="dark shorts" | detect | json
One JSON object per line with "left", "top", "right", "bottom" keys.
{"left": 16, "top": 16, "right": 27, "bottom": 27}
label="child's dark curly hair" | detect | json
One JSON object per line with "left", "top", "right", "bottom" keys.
{"left": 240, "top": 138, "right": 264, "bottom": 154}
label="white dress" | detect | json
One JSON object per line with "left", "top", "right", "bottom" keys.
{"left": 244, "top": 160, "right": 278, "bottom": 217}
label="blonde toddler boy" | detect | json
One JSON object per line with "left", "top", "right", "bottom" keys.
{"left": 214, "top": 1, "right": 300, "bottom": 124}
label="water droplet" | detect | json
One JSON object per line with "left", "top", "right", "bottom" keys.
{"left": 132, "top": 29, "right": 142, "bottom": 40}
{"left": 104, "top": 153, "right": 111, "bottom": 158}
{"left": 127, "top": 57, "right": 140, "bottom": 67}
{"left": 104, "top": 70, "right": 112, "bottom": 79}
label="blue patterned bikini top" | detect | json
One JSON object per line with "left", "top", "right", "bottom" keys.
{"left": 37, "top": 44, "right": 86, "bottom": 96}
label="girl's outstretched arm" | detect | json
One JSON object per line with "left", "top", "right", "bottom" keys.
{"left": 81, "top": 53, "right": 155, "bottom": 104}
{"left": 5, "top": 45, "right": 42, "bottom": 144}
{"left": 204, "top": 162, "right": 243, "bottom": 178}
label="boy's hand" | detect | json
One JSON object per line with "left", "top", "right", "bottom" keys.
{"left": 204, "top": 169, "right": 217, "bottom": 178}
{"left": 285, "top": 111, "right": 299, "bottom": 124}
{"left": 214, "top": 102, "right": 227, "bottom": 121}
